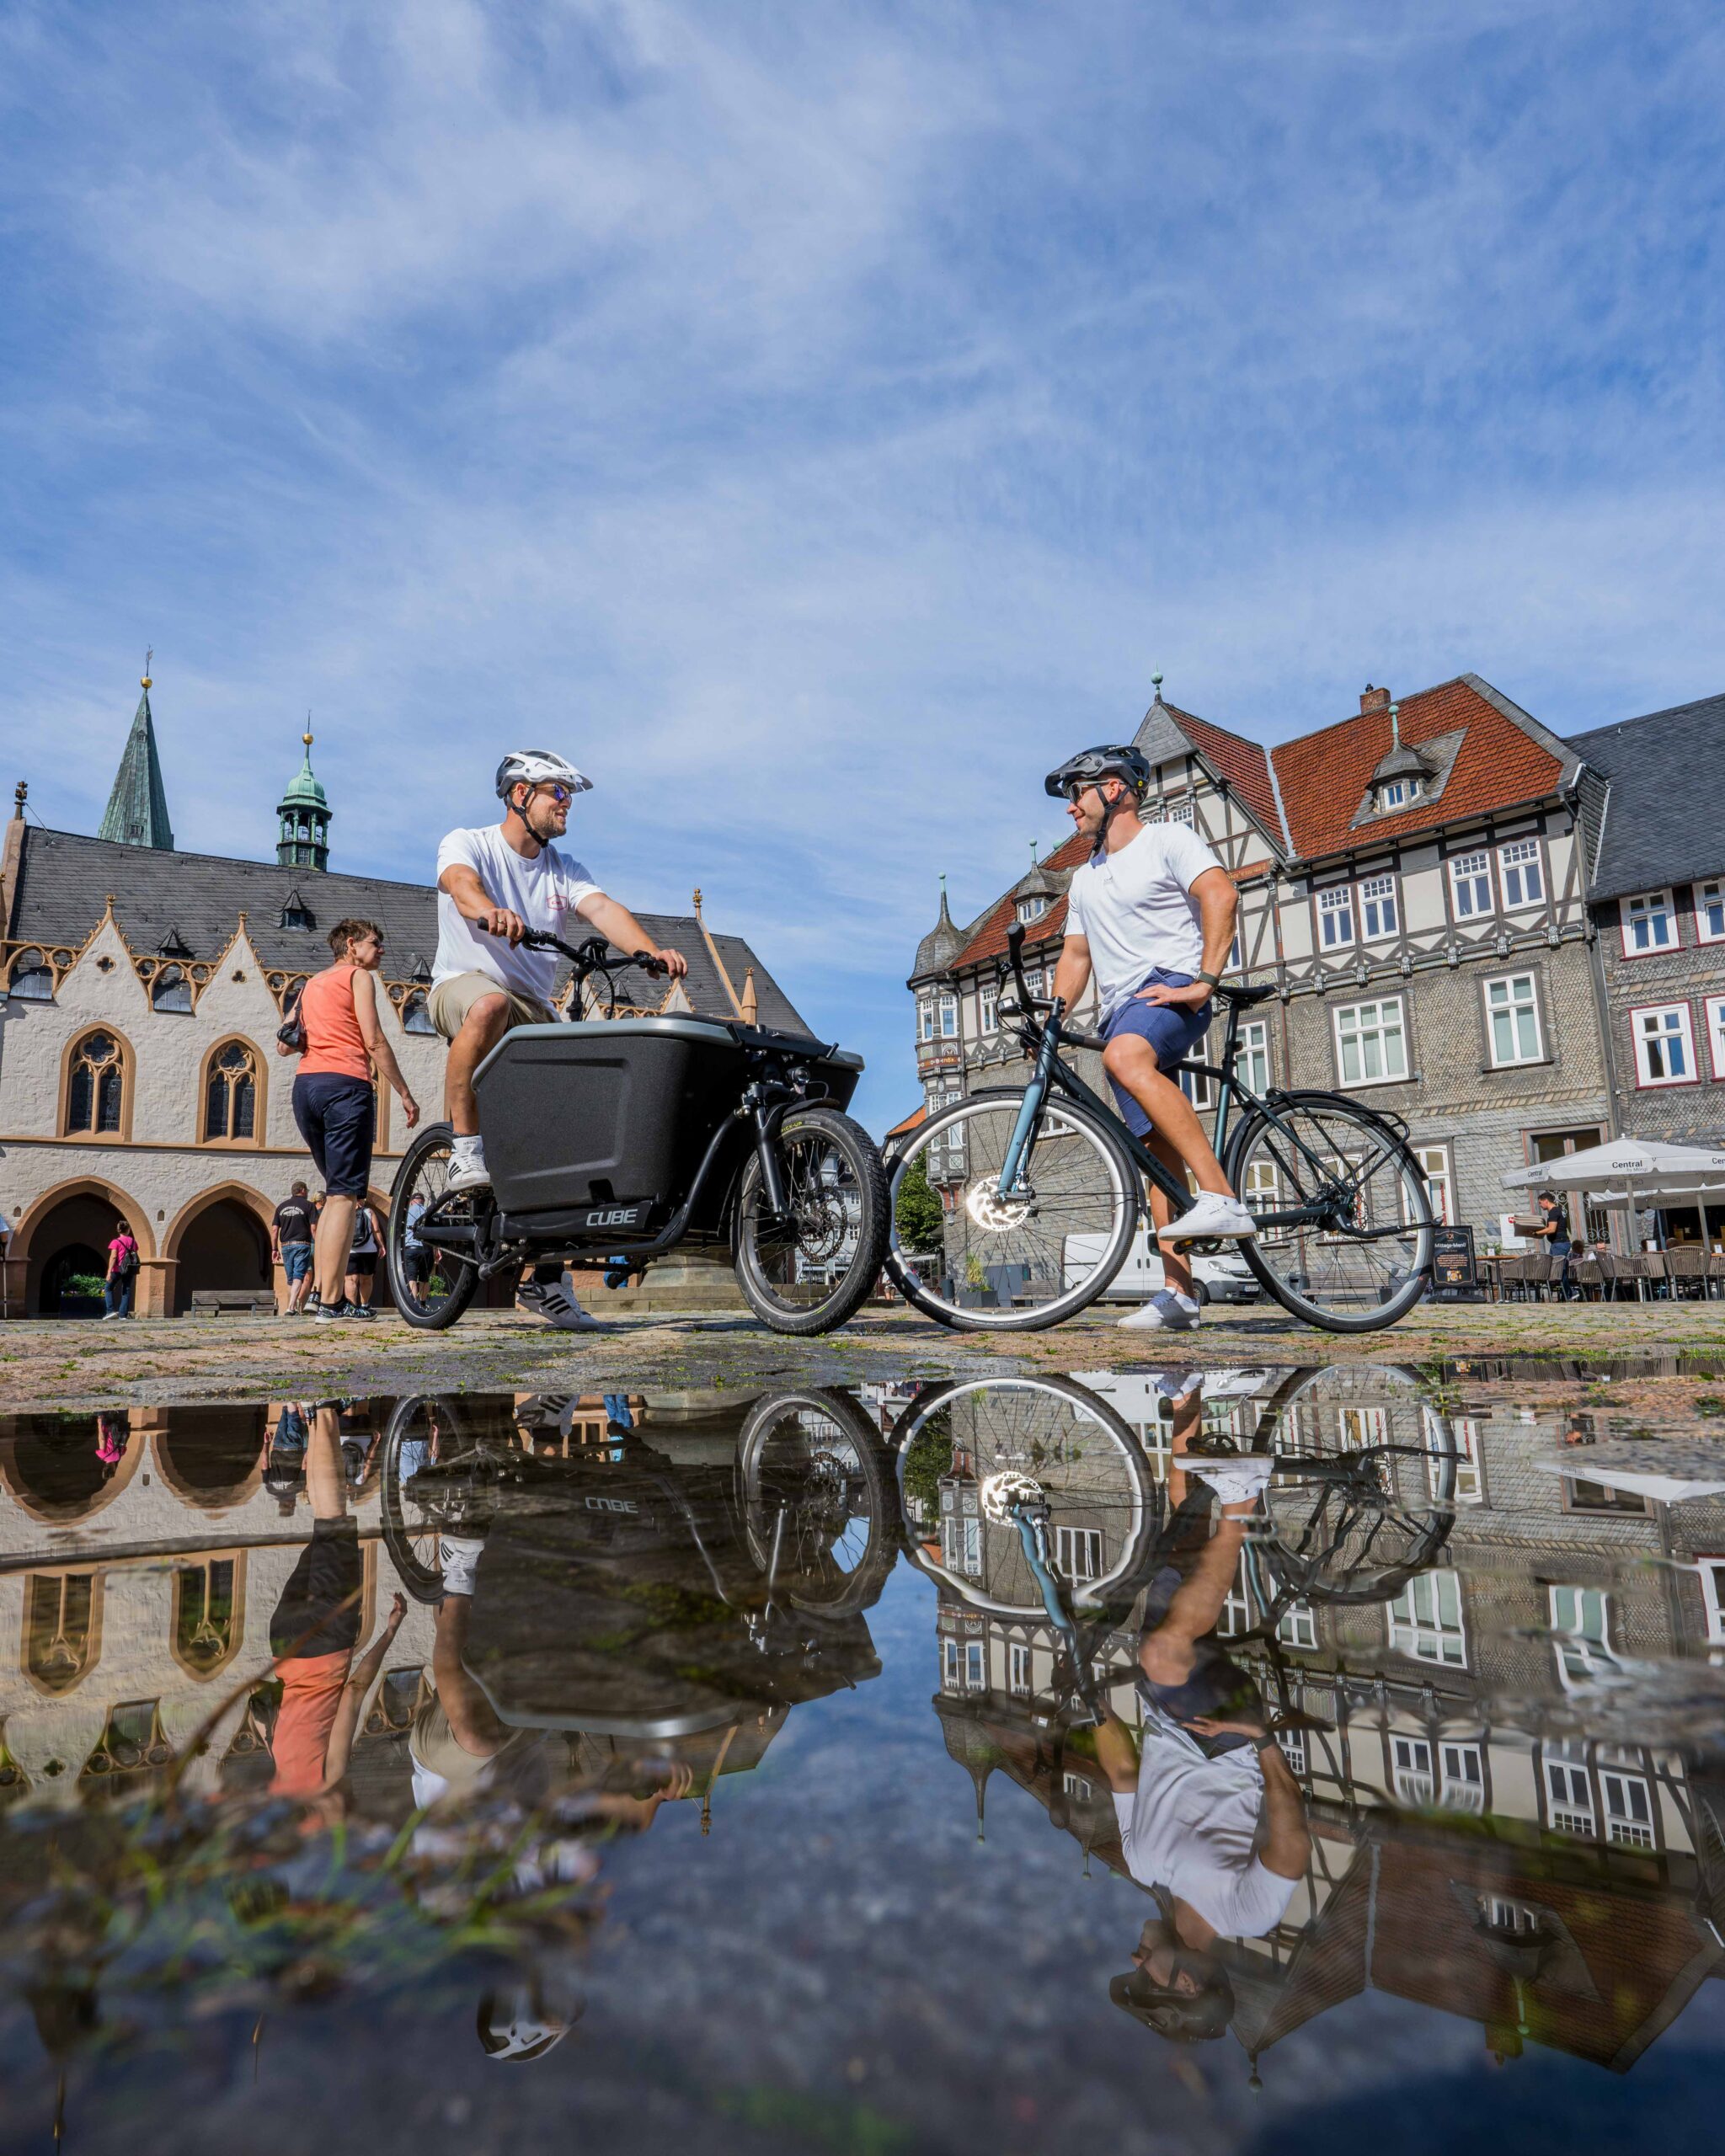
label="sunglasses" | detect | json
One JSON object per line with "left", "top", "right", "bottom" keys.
{"left": 537, "top": 783, "right": 573, "bottom": 805}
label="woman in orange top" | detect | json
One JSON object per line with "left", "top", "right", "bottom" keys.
{"left": 284, "top": 917, "right": 419, "bottom": 1320}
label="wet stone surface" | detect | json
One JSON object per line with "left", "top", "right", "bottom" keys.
{"left": 2, "top": 1359, "right": 1725, "bottom": 2151}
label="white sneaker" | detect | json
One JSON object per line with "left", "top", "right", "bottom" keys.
{"left": 1164, "top": 1192, "right": 1258, "bottom": 1243}
{"left": 1174, "top": 1454, "right": 1275, "bottom": 1508}
{"left": 517, "top": 1277, "right": 603, "bottom": 1331}
{"left": 447, "top": 1136, "right": 491, "bottom": 1193}
{"left": 1117, "top": 1290, "right": 1202, "bottom": 1331}
{"left": 438, "top": 1534, "right": 486, "bottom": 1598}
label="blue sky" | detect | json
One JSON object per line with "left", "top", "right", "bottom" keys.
{"left": 3, "top": 1, "right": 1723, "bottom": 1127}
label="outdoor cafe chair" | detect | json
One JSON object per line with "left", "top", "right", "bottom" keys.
{"left": 1572, "top": 1257, "right": 1603, "bottom": 1301}
{"left": 1664, "top": 1246, "right": 1708, "bottom": 1299}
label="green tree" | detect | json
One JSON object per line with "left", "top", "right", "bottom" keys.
{"left": 894, "top": 1153, "right": 944, "bottom": 1254}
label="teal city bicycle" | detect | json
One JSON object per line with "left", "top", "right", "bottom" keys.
{"left": 885, "top": 924, "right": 1434, "bottom": 1334}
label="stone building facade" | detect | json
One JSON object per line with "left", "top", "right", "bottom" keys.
{"left": 906, "top": 669, "right": 1716, "bottom": 1249}
{"left": 0, "top": 671, "right": 810, "bottom": 1317}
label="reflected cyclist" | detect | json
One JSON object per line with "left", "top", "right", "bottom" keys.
{"left": 429, "top": 751, "right": 688, "bottom": 1330}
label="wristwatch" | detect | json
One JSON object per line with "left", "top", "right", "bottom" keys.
{"left": 1252, "top": 1733, "right": 1280, "bottom": 1755}
{"left": 1196, "top": 969, "right": 1221, "bottom": 990}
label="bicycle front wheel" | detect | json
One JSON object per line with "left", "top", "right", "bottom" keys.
{"left": 1228, "top": 1095, "right": 1433, "bottom": 1332}
{"left": 387, "top": 1123, "right": 483, "bottom": 1331}
{"left": 734, "top": 1107, "right": 889, "bottom": 1335}
{"left": 887, "top": 1092, "right": 1135, "bottom": 1331}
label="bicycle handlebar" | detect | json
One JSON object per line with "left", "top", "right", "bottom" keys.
{"left": 518, "top": 927, "right": 669, "bottom": 978}
{"left": 1003, "top": 921, "right": 1107, "bottom": 1050}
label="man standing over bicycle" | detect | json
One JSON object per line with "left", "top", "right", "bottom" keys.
{"left": 1044, "top": 745, "right": 1256, "bottom": 1332}
{"left": 431, "top": 750, "right": 687, "bottom": 1330}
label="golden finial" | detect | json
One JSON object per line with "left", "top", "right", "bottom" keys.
{"left": 141, "top": 644, "right": 153, "bottom": 690}
{"left": 692, "top": 886, "right": 704, "bottom": 918}
{"left": 303, "top": 711, "right": 314, "bottom": 750}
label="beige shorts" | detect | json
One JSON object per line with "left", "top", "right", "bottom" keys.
{"left": 428, "top": 971, "right": 557, "bottom": 1041}
{"left": 409, "top": 1694, "right": 503, "bottom": 1798}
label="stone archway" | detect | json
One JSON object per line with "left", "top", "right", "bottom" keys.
{"left": 151, "top": 1405, "right": 269, "bottom": 1512}
{"left": 11, "top": 1179, "right": 154, "bottom": 1318}
{"left": 163, "top": 1183, "right": 274, "bottom": 1315}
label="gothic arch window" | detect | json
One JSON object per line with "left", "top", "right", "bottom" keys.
{"left": 7, "top": 947, "right": 54, "bottom": 1001}
{"left": 63, "top": 1030, "right": 128, "bottom": 1138}
{"left": 402, "top": 990, "right": 435, "bottom": 1035}
{"left": 151, "top": 964, "right": 194, "bottom": 1013}
{"left": 171, "top": 1555, "right": 246, "bottom": 1680}
{"left": 24, "top": 1570, "right": 102, "bottom": 1695}
{"left": 202, "top": 1039, "right": 261, "bottom": 1145}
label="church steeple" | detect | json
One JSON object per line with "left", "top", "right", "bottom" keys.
{"left": 277, "top": 723, "right": 331, "bottom": 872}
{"left": 98, "top": 655, "right": 175, "bottom": 851}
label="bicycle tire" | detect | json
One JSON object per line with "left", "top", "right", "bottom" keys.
{"left": 736, "top": 1388, "right": 896, "bottom": 1615}
{"left": 733, "top": 1107, "right": 890, "bottom": 1335}
{"left": 1226, "top": 1093, "right": 1434, "bottom": 1333}
{"left": 885, "top": 1091, "right": 1137, "bottom": 1331}
{"left": 887, "top": 1375, "right": 1161, "bottom": 1615}
{"left": 380, "top": 1395, "right": 468, "bottom": 1602}
{"left": 387, "top": 1123, "right": 483, "bottom": 1331}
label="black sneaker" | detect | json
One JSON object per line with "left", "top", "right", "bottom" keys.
{"left": 339, "top": 1300, "right": 377, "bottom": 1321}
{"left": 314, "top": 1299, "right": 342, "bottom": 1325}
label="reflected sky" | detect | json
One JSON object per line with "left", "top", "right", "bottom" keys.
{"left": 3, "top": 1364, "right": 1725, "bottom": 2151}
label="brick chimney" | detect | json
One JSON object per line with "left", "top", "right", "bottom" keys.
{"left": 1359, "top": 685, "right": 1391, "bottom": 714}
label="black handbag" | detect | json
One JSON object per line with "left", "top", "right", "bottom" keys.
{"left": 276, "top": 979, "right": 308, "bottom": 1054}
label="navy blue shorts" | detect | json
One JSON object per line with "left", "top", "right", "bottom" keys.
{"left": 1102, "top": 969, "right": 1215, "bottom": 1138}
{"left": 292, "top": 1073, "right": 375, "bottom": 1198}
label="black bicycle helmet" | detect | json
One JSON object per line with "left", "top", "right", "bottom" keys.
{"left": 1044, "top": 744, "right": 1151, "bottom": 800}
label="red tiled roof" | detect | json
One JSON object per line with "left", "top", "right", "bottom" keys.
{"left": 884, "top": 1103, "right": 927, "bottom": 1139}
{"left": 1268, "top": 676, "right": 1566, "bottom": 861}
{"left": 1169, "top": 703, "right": 1284, "bottom": 845}
{"left": 949, "top": 830, "right": 1091, "bottom": 972}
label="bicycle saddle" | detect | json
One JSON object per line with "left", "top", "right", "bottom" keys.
{"left": 1211, "top": 980, "right": 1277, "bottom": 1006}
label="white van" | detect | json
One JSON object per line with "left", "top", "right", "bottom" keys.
{"left": 1062, "top": 1228, "right": 1261, "bottom": 1305}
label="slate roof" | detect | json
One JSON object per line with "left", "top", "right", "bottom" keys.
{"left": 1569, "top": 691, "right": 1725, "bottom": 900}
{"left": 97, "top": 688, "right": 174, "bottom": 851}
{"left": 5, "top": 825, "right": 811, "bottom": 1033}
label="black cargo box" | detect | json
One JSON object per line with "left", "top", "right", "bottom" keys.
{"left": 473, "top": 1017, "right": 862, "bottom": 1219}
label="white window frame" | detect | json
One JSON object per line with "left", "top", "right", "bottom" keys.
{"left": 1450, "top": 851, "right": 1493, "bottom": 920}
{"left": 1317, "top": 885, "right": 1356, "bottom": 949}
{"left": 1017, "top": 894, "right": 1049, "bottom": 925}
{"left": 1543, "top": 1740, "right": 1594, "bottom": 1836}
{"left": 1180, "top": 1064, "right": 1217, "bottom": 1112}
{"left": 936, "top": 991, "right": 959, "bottom": 1039}
{"left": 1550, "top": 1584, "right": 1620, "bottom": 1689}
{"left": 1377, "top": 776, "right": 1419, "bottom": 811}
{"left": 1412, "top": 1144, "right": 1453, "bottom": 1226}
{"left": 942, "top": 1639, "right": 961, "bottom": 1691}
{"left": 1697, "top": 878, "right": 1725, "bottom": 946}
{"left": 1162, "top": 794, "right": 1195, "bottom": 828}
{"left": 964, "top": 1641, "right": 985, "bottom": 1690}
{"left": 1600, "top": 1764, "right": 1655, "bottom": 1849}
{"left": 1055, "top": 1526, "right": 1102, "bottom": 1582}
{"left": 1498, "top": 838, "right": 1545, "bottom": 910}
{"left": 1705, "top": 995, "right": 1725, "bottom": 1082}
{"left": 1484, "top": 971, "right": 1543, "bottom": 1068}
{"left": 1277, "top": 1604, "right": 1317, "bottom": 1651}
{"left": 1439, "top": 1742, "right": 1485, "bottom": 1813}
{"left": 1332, "top": 996, "right": 1409, "bottom": 1088}
{"left": 980, "top": 985, "right": 999, "bottom": 1035}
{"left": 1631, "top": 1001, "right": 1697, "bottom": 1088}
{"left": 1388, "top": 1570, "right": 1467, "bottom": 1667}
{"left": 916, "top": 997, "right": 934, "bottom": 1043}
{"left": 1009, "top": 1641, "right": 1032, "bottom": 1695}
{"left": 1697, "top": 1556, "right": 1725, "bottom": 1643}
{"left": 1432, "top": 1413, "right": 1483, "bottom": 1504}
{"left": 1359, "top": 873, "right": 1398, "bottom": 940}
{"left": 1391, "top": 1734, "right": 1435, "bottom": 1806}
{"left": 1234, "top": 1019, "right": 1269, "bottom": 1099}
{"left": 1621, "top": 889, "right": 1677, "bottom": 957}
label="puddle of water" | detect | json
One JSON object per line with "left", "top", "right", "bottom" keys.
{"left": 3, "top": 1367, "right": 1725, "bottom": 2150}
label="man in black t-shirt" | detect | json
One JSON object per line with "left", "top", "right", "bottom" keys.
{"left": 273, "top": 1181, "right": 318, "bottom": 1315}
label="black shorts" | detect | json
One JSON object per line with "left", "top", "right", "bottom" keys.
{"left": 292, "top": 1074, "right": 375, "bottom": 1198}
{"left": 270, "top": 1517, "right": 364, "bottom": 1657}
{"left": 346, "top": 1252, "right": 377, "bottom": 1278}
{"left": 403, "top": 1248, "right": 432, "bottom": 1284}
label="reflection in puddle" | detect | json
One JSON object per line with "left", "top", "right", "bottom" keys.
{"left": 2, "top": 1365, "right": 1725, "bottom": 2141}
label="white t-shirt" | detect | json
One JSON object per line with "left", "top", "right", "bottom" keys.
{"left": 1113, "top": 1703, "right": 1298, "bottom": 1939}
{"left": 433, "top": 825, "right": 603, "bottom": 1006}
{"left": 1064, "top": 823, "right": 1226, "bottom": 1021}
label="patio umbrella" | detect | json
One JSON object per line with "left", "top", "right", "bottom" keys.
{"left": 1503, "top": 1138, "right": 1725, "bottom": 1248}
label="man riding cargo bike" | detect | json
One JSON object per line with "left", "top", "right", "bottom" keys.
{"left": 884, "top": 744, "right": 1435, "bottom": 1334}
{"left": 390, "top": 750, "right": 889, "bottom": 1336}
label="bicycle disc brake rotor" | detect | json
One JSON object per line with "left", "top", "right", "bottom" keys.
{"left": 965, "top": 1179, "right": 1032, "bottom": 1233}
{"left": 980, "top": 1469, "right": 1045, "bottom": 1523}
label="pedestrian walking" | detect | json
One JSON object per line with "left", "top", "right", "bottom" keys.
{"left": 103, "top": 1219, "right": 139, "bottom": 1320}
{"left": 344, "top": 1199, "right": 381, "bottom": 1313}
{"left": 272, "top": 1179, "right": 318, "bottom": 1315}
{"left": 277, "top": 919, "right": 419, "bottom": 1324}
{"left": 402, "top": 1193, "right": 431, "bottom": 1306}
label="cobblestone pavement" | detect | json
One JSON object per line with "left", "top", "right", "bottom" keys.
{"left": 3, "top": 1292, "right": 1723, "bottom": 1411}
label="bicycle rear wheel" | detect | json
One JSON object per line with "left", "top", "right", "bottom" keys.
{"left": 1228, "top": 1096, "right": 1433, "bottom": 1331}
{"left": 887, "top": 1093, "right": 1136, "bottom": 1331}
{"left": 737, "top": 1390, "right": 895, "bottom": 1615}
{"left": 387, "top": 1123, "right": 483, "bottom": 1330}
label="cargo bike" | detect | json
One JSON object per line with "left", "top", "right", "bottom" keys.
{"left": 387, "top": 931, "right": 889, "bottom": 1334}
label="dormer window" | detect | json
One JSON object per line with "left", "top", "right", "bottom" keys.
{"left": 1016, "top": 895, "right": 1049, "bottom": 925}
{"left": 1377, "top": 776, "right": 1420, "bottom": 810}
{"left": 280, "top": 891, "right": 314, "bottom": 931}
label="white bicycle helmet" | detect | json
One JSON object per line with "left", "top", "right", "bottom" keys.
{"left": 494, "top": 750, "right": 593, "bottom": 802}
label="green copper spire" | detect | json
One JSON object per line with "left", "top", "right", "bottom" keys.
{"left": 277, "top": 722, "right": 332, "bottom": 871}
{"left": 98, "top": 657, "right": 176, "bottom": 851}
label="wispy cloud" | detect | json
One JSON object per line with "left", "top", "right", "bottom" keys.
{"left": 3, "top": 0, "right": 1722, "bottom": 1120}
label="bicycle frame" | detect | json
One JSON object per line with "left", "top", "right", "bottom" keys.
{"left": 992, "top": 928, "right": 1415, "bottom": 1241}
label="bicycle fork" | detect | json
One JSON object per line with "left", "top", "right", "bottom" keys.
{"left": 996, "top": 1022, "right": 1062, "bottom": 1201}
{"left": 1009, "top": 1502, "right": 1106, "bottom": 1726}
